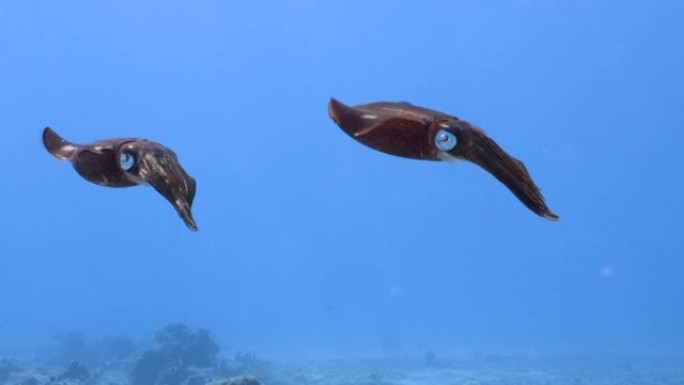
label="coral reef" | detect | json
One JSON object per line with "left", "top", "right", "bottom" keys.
{"left": 2, "top": 323, "right": 269, "bottom": 385}
{"left": 90, "top": 335, "right": 137, "bottom": 365}
{"left": 207, "top": 375, "right": 262, "bottom": 385}
{"left": 217, "top": 351, "right": 272, "bottom": 382}
{"left": 152, "top": 323, "right": 219, "bottom": 368}
{"left": 53, "top": 331, "right": 137, "bottom": 369}
{"left": 353, "top": 373, "right": 381, "bottom": 385}
{"left": 1, "top": 358, "right": 21, "bottom": 382}
{"left": 56, "top": 361, "right": 90, "bottom": 383}
{"left": 423, "top": 350, "right": 439, "bottom": 368}
{"left": 54, "top": 331, "right": 89, "bottom": 365}
{"left": 6, "top": 369, "right": 52, "bottom": 385}
{"left": 129, "top": 323, "right": 219, "bottom": 385}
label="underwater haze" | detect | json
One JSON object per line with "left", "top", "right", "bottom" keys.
{"left": 1, "top": 1, "right": 683, "bottom": 384}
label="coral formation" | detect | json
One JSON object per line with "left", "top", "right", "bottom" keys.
{"left": 54, "top": 331, "right": 89, "bottom": 365}
{"left": 153, "top": 322, "right": 219, "bottom": 367}
{"left": 217, "top": 352, "right": 271, "bottom": 382}
{"left": 53, "top": 331, "right": 137, "bottom": 369}
{"left": 130, "top": 323, "right": 219, "bottom": 385}
{"left": 206, "top": 375, "right": 262, "bottom": 385}
{"left": 424, "top": 350, "right": 439, "bottom": 368}
{"left": 0, "top": 358, "right": 21, "bottom": 383}
{"left": 6, "top": 369, "right": 52, "bottom": 385}
{"left": 57, "top": 361, "right": 90, "bottom": 383}
{"left": 91, "top": 335, "right": 137, "bottom": 365}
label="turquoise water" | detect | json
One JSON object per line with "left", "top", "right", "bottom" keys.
{"left": 1, "top": 1, "right": 682, "bottom": 384}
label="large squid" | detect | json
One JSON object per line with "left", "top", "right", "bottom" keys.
{"left": 327, "top": 98, "right": 558, "bottom": 221}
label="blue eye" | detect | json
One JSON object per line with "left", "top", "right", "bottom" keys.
{"left": 435, "top": 129, "right": 457, "bottom": 152}
{"left": 119, "top": 152, "right": 136, "bottom": 171}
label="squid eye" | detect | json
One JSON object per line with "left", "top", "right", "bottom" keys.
{"left": 435, "top": 129, "right": 457, "bottom": 152}
{"left": 119, "top": 152, "right": 136, "bottom": 171}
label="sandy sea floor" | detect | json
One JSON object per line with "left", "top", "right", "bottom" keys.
{"left": 2, "top": 324, "right": 681, "bottom": 385}
{"left": 2, "top": 351, "right": 683, "bottom": 385}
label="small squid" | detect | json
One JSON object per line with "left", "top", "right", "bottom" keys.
{"left": 42, "top": 127, "right": 198, "bottom": 231}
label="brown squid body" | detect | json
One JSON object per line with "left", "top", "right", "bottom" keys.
{"left": 42, "top": 127, "right": 198, "bottom": 231}
{"left": 327, "top": 98, "right": 558, "bottom": 221}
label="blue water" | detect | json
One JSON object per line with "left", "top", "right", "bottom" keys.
{"left": 1, "top": 0, "right": 682, "bottom": 377}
